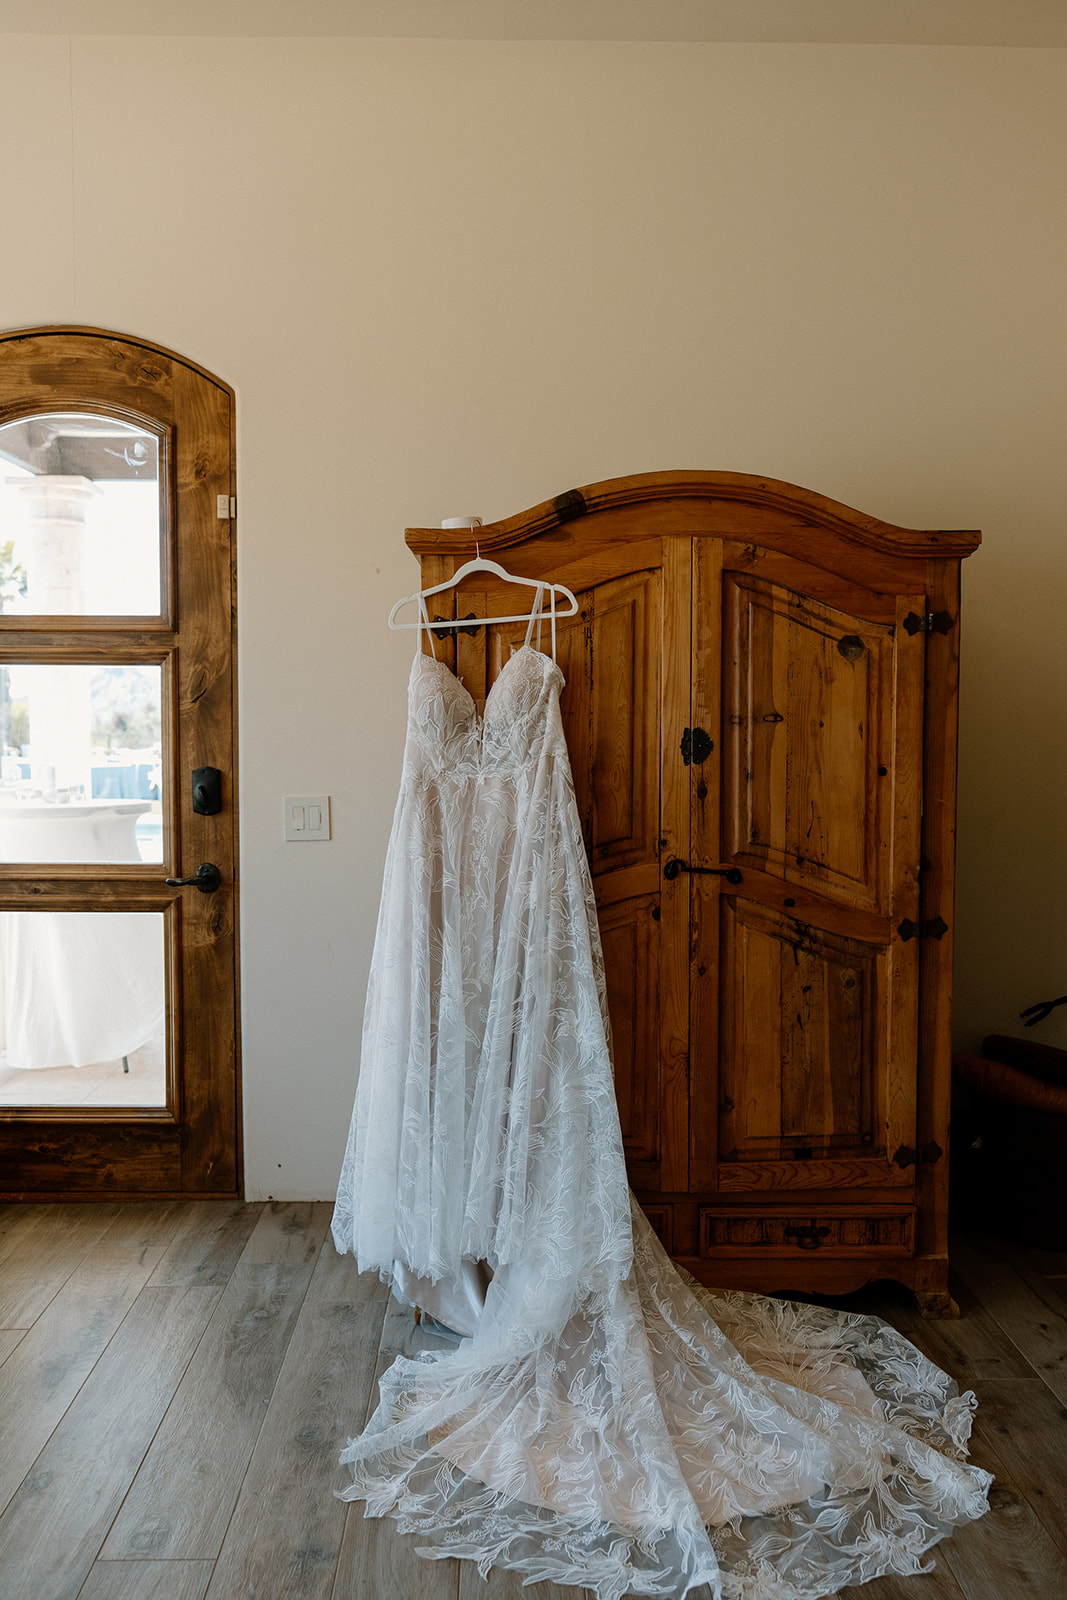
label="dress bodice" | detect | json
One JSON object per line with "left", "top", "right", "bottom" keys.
{"left": 406, "top": 645, "right": 566, "bottom": 777}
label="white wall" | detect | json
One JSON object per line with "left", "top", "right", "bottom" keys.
{"left": 1, "top": 33, "right": 1064, "bottom": 1197}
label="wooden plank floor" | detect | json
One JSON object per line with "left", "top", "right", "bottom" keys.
{"left": 1, "top": 1202, "right": 1064, "bottom": 1600}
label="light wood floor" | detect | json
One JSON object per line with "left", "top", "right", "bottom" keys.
{"left": 0, "top": 1201, "right": 1064, "bottom": 1600}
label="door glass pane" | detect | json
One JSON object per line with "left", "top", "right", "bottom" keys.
{"left": 0, "top": 910, "right": 166, "bottom": 1107}
{"left": 0, "top": 663, "right": 163, "bottom": 863}
{"left": 0, "top": 412, "right": 162, "bottom": 616}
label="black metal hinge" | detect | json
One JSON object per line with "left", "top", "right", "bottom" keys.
{"left": 893, "top": 1140, "right": 943, "bottom": 1169}
{"left": 902, "top": 610, "right": 954, "bottom": 636}
{"left": 430, "top": 612, "right": 480, "bottom": 640}
{"left": 897, "top": 915, "right": 948, "bottom": 942}
{"left": 680, "top": 726, "right": 714, "bottom": 765}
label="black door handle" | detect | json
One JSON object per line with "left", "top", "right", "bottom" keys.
{"left": 663, "top": 857, "right": 742, "bottom": 885}
{"left": 165, "top": 862, "right": 221, "bottom": 894}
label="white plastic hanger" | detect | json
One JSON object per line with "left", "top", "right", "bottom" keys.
{"left": 388, "top": 556, "right": 579, "bottom": 632}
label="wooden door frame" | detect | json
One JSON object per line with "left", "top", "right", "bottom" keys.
{"left": 0, "top": 326, "right": 240, "bottom": 1199}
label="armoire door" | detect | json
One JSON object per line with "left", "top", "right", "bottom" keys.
{"left": 688, "top": 540, "right": 927, "bottom": 1229}
{"left": 0, "top": 327, "right": 239, "bottom": 1198}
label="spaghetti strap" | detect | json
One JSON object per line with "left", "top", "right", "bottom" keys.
{"left": 417, "top": 594, "right": 437, "bottom": 661}
{"left": 522, "top": 584, "right": 547, "bottom": 653}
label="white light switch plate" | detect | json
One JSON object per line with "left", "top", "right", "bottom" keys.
{"left": 284, "top": 795, "right": 331, "bottom": 841}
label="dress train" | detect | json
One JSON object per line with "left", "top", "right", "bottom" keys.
{"left": 332, "top": 607, "right": 990, "bottom": 1598}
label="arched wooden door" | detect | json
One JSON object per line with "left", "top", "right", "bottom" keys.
{"left": 407, "top": 473, "right": 979, "bottom": 1313}
{"left": 0, "top": 328, "right": 238, "bottom": 1197}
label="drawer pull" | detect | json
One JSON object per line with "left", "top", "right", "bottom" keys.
{"left": 784, "top": 1223, "right": 831, "bottom": 1251}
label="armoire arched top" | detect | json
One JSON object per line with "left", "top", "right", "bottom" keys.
{"left": 406, "top": 470, "right": 981, "bottom": 562}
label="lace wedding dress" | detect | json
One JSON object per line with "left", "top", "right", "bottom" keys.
{"left": 332, "top": 597, "right": 991, "bottom": 1599}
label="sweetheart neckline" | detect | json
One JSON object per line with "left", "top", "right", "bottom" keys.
{"left": 415, "top": 645, "right": 564, "bottom": 716}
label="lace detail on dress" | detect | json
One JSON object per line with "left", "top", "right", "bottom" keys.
{"left": 331, "top": 641, "right": 991, "bottom": 1598}
{"left": 332, "top": 645, "right": 630, "bottom": 1291}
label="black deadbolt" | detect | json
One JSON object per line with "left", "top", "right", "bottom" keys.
{"left": 192, "top": 766, "right": 223, "bottom": 815}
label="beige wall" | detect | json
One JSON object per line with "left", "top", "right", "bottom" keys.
{"left": 1, "top": 33, "right": 1064, "bottom": 1197}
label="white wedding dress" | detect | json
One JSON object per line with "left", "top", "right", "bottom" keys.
{"left": 332, "top": 597, "right": 991, "bottom": 1599}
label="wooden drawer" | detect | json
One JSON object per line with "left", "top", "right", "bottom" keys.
{"left": 699, "top": 1207, "right": 915, "bottom": 1257}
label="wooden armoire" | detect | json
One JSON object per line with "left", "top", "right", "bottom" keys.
{"left": 407, "top": 473, "right": 980, "bottom": 1317}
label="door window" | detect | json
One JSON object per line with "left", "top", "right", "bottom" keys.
{"left": 0, "top": 412, "right": 163, "bottom": 616}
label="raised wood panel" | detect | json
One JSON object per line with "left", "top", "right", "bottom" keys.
{"left": 588, "top": 569, "right": 659, "bottom": 873}
{"left": 717, "top": 897, "right": 895, "bottom": 1166}
{"left": 717, "top": 897, "right": 916, "bottom": 1198}
{"left": 597, "top": 895, "right": 659, "bottom": 1168}
{"left": 722, "top": 574, "right": 895, "bottom": 910}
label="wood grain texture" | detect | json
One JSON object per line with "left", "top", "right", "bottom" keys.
{"left": 912, "top": 558, "right": 963, "bottom": 1276}
{"left": 0, "top": 1201, "right": 56, "bottom": 1262}
{"left": 205, "top": 1237, "right": 390, "bottom": 1600}
{"left": 0, "top": 1203, "right": 186, "bottom": 1513}
{"left": 171, "top": 360, "right": 238, "bottom": 1196}
{"left": 105, "top": 1209, "right": 329, "bottom": 1561}
{"left": 0, "top": 1327, "right": 25, "bottom": 1364}
{"left": 0, "top": 1125, "right": 183, "bottom": 1193}
{"left": 965, "top": 1379, "right": 1067, "bottom": 1560}
{"left": 0, "top": 1285, "right": 221, "bottom": 1600}
{"left": 148, "top": 1197, "right": 263, "bottom": 1286}
{"left": 419, "top": 480, "right": 976, "bottom": 1304}
{"left": 76, "top": 1561, "right": 214, "bottom": 1600}
{"left": 238, "top": 1198, "right": 332, "bottom": 1268}
{"left": 421, "top": 555, "right": 457, "bottom": 674}
{"left": 101, "top": 1260, "right": 318, "bottom": 1559}
{"left": 949, "top": 1234, "right": 1067, "bottom": 1403}
{"left": 1, "top": 1206, "right": 1057, "bottom": 1600}
{"left": 405, "top": 471, "right": 982, "bottom": 561}
{"left": 454, "top": 587, "right": 488, "bottom": 708}
{"left": 940, "top": 1476, "right": 1067, "bottom": 1599}
{"left": 332, "top": 1290, "right": 459, "bottom": 1600}
{"left": 687, "top": 536, "right": 720, "bottom": 1200}
{"left": 0, "top": 1202, "right": 122, "bottom": 1325}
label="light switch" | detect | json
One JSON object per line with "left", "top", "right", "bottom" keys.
{"left": 284, "top": 795, "right": 330, "bottom": 841}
